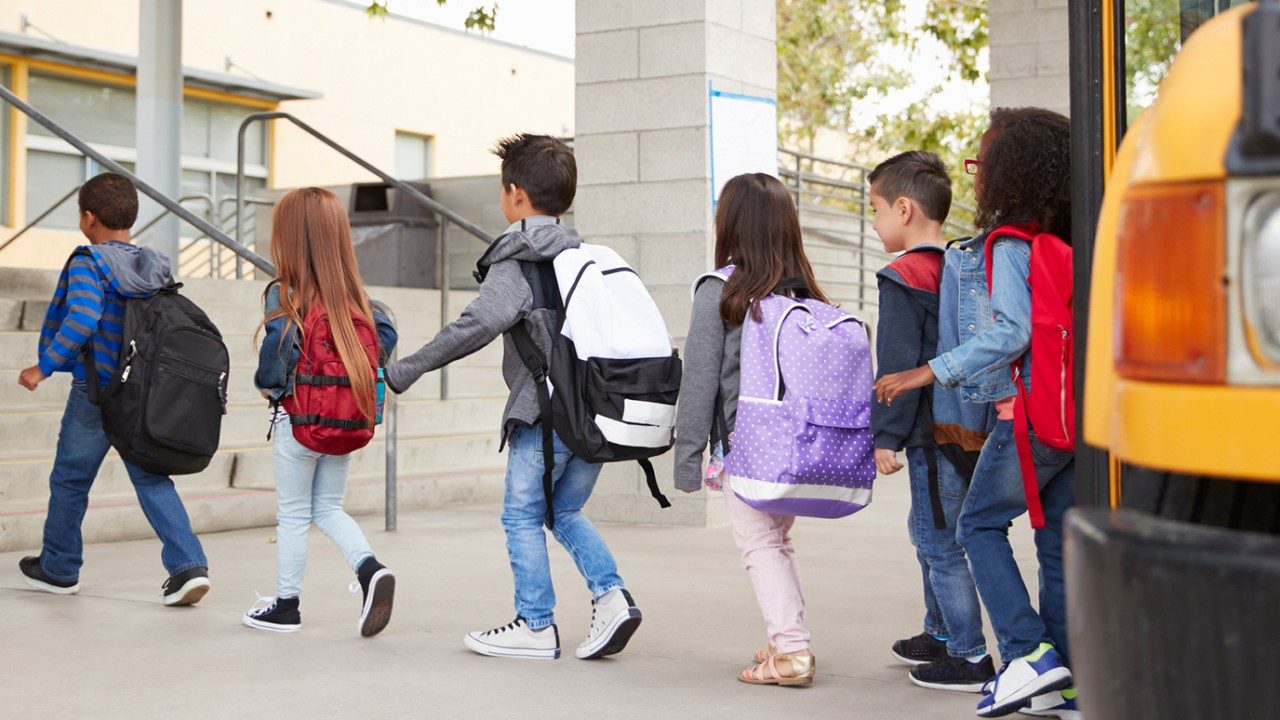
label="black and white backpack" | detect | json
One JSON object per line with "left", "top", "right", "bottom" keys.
{"left": 508, "top": 244, "right": 681, "bottom": 527}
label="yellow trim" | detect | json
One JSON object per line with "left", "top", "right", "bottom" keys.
{"left": 1111, "top": 380, "right": 1280, "bottom": 483}
{"left": 0, "top": 53, "right": 278, "bottom": 109}
{"left": 1100, "top": 0, "right": 1117, "bottom": 177}
{"left": 8, "top": 60, "right": 28, "bottom": 228}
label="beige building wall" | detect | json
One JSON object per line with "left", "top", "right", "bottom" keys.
{"left": 988, "top": 0, "right": 1070, "bottom": 116}
{"left": 0, "top": 0, "right": 574, "bottom": 268}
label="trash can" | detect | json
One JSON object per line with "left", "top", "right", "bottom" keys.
{"left": 348, "top": 181, "right": 439, "bottom": 288}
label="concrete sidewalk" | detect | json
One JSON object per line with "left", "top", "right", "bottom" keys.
{"left": 1, "top": 478, "right": 1043, "bottom": 719}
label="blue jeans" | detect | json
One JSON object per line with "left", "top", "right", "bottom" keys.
{"left": 502, "top": 425, "right": 623, "bottom": 630}
{"left": 906, "top": 446, "right": 986, "bottom": 658}
{"left": 956, "top": 419, "right": 1075, "bottom": 664}
{"left": 40, "top": 386, "right": 207, "bottom": 581}
{"left": 273, "top": 418, "right": 374, "bottom": 598}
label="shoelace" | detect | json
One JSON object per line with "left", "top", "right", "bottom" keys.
{"left": 483, "top": 619, "right": 523, "bottom": 637}
{"left": 247, "top": 592, "right": 277, "bottom": 617}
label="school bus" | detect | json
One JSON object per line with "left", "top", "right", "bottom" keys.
{"left": 1068, "top": 2, "right": 1280, "bottom": 718}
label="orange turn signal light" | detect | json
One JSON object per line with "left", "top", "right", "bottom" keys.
{"left": 1115, "top": 181, "right": 1226, "bottom": 383}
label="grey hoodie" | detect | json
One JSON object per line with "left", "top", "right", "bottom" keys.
{"left": 94, "top": 240, "right": 173, "bottom": 297}
{"left": 384, "top": 216, "right": 580, "bottom": 436}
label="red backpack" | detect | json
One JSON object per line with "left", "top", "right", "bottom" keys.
{"left": 282, "top": 304, "right": 381, "bottom": 455}
{"left": 984, "top": 224, "right": 1074, "bottom": 528}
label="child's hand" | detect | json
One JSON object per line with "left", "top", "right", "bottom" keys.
{"left": 874, "top": 365, "right": 936, "bottom": 405}
{"left": 18, "top": 365, "right": 46, "bottom": 391}
{"left": 875, "top": 448, "right": 903, "bottom": 475}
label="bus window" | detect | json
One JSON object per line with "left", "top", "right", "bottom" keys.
{"left": 1122, "top": 0, "right": 1251, "bottom": 130}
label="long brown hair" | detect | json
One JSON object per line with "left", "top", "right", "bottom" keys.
{"left": 258, "top": 187, "right": 377, "bottom": 420}
{"left": 714, "top": 173, "right": 828, "bottom": 324}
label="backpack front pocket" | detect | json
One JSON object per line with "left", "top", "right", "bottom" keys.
{"left": 785, "top": 396, "right": 875, "bottom": 486}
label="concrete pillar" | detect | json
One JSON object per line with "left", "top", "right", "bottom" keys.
{"left": 575, "top": 0, "right": 776, "bottom": 526}
{"left": 135, "top": 0, "right": 183, "bottom": 268}
{"left": 989, "top": 0, "right": 1071, "bottom": 116}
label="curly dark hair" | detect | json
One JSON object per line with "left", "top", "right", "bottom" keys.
{"left": 975, "top": 107, "right": 1072, "bottom": 241}
{"left": 78, "top": 172, "right": 138, "bottom": 230}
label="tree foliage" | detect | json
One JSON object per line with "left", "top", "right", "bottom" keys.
{"left": 778, "top": 0, "right": 990, "bottom": 212}
{"left": 366, "top": 1, "right": 498, "bottom": 32}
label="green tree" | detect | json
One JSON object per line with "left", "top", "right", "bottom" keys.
{"left": 777, "top": 0, "right": 989, "bottom": 215}
{"left": 366, "top": 1, "right": 498, "bottom": 32}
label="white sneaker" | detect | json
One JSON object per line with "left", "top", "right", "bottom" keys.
{"left": 464, "top": 618, "right": 560, "bottom": 659}
{"left": 1024, "top": 687, "right": 1081, "bottom": 719}
{"left": 575, "top": 588, "right": 643, "bottom": 660}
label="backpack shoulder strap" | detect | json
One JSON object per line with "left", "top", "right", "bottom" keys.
{"left": 690, "top": 266, "right": 733, "bottom": 300}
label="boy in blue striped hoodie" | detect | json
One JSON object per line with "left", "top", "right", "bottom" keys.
{"left": 17, "top": 173, "right": 210, "bottom": 606}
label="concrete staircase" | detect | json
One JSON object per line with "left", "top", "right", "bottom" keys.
{"left": 0, "top": 267, "right": 512, "bottom": 553}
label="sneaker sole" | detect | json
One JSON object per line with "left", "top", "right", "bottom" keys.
{"left": 243, "top": 615, "right": 302, "bottom": 633}
{"left": 358, "top": 569, "right": 395, "bottom": 638}
{"left": 576, "top": 608, "right": 643, "bottom": 660}
{"left": 463, "top": 633, "right": 559, "bottom": 660}
{"left": 891, "top": 649, "right": 939, "bottom": 666}
{"left": 22, "top": 575, "right": 80, "bottom": 595}
{"left": 908, "top": 672, "right": 987, "bottom": 693}
{"left": 164, "top": 577, "right": 210, "bottom": 607}
{"left": 1023, "top": 708, "right": 1081, "bottom": 720}
{"left": 978, "top": 667, "right": 1073, "bottom": 718}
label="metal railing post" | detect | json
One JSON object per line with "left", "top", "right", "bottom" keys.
{"left": 858, "top": 166, "right": 868, "bottom": 309}
{"left": 371, "top": 299, "right": 398, "bottom": 532}
{"left": 794, "top": 152, "right": 804, "bottom": 225}
{"left": 438, "top": 217, "right": 450, "bottom": 401}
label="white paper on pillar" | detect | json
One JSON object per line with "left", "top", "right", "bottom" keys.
{"left": 709, "top": 88, "right": 779, "bottom": 206}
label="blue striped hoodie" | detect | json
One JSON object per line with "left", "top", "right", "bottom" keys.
{"left": 38, "top": 241, "right": 173, "bottom": 386}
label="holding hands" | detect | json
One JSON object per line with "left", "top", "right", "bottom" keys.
{"left": 874, "top": 364, "right": 935, "bottom": 406}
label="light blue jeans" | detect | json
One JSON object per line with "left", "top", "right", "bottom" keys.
{"left": 905, "top": 446, "right": 986, "bottom": 658}
{"left": 502, "top": 424, "right": 623, "bottom": 630}
{"left": 273, "top": 419, "right": 374, "bottom": 598}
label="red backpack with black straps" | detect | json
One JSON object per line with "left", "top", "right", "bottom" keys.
{"left": 282, "top": 304, "right": 381, "bottom": 455}
{"left": 984, "top": 224, "right": 1074, "bottom": 529}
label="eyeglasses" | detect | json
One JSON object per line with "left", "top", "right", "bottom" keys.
{"left": 964, "top": 158, "right": 982, "bottom": 176}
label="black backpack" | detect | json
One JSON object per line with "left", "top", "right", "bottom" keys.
{"left": 493, "top": 243, "right": 680, "bottom": 528}
{"left": 84, "top": 283, "right": 229, "bottom": 475}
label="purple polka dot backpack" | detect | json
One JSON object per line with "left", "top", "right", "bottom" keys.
{"left": 698, "top": 267, "right": 876, "bottom": 518}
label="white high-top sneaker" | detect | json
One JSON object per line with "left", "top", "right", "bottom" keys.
{"left": 464, "top": 618, "right": 560, "bottom": 659}
{"left": 576, "top": 588, "right": 643, "bottom": 660}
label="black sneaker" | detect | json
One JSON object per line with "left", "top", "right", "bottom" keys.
{"left": 909, "top": 654, "right": 997, "bottom": 693}
{"left": 892, "top": 632, "right": 949, "bottom": 666}
{"left": 162, "top": 566, "right": 210, "bottom": 606}
{"left": 243, "top": 595, "right": 302, "bottom": 633}
{"left": 351, "top": 557, "right": 395, "bottom": 638}
{"left": 19, "top": 556, "right": 79, "bottom": 595}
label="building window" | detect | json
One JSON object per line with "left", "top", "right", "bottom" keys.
{"left": 394, "top": 131, "right": 432, "bottom": 180}
{"left": 23, "top": 71, "right": 268, "bottom": 232}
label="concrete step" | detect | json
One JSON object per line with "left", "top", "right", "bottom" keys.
{"left": 0, "top": 464, "right": 507, "bottom": 554}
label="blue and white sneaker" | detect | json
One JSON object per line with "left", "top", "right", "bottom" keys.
{"left": 976, "top": 643, "right": 1072, "bottom": 717}
{"left": 1022, "top": 687, "right": 1081, "bottom": 719}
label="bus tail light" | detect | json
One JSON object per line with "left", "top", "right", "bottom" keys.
{"left": 1115, "top": 182, "right": 1226, "bottom": 383}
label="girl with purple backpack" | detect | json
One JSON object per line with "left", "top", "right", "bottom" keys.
{"left": 673, "top": 173, "right": 877, "bottom": 687}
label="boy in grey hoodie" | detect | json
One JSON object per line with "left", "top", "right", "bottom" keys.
{"left": 386, "top": 135, "right": 642, "bottom": 661}
{"left": 17, "top": 173, "right": 210, "bottom": 606}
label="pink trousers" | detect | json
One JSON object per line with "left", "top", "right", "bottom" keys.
{"left": 723, "top": 487, "right": 812, "bottom": 654}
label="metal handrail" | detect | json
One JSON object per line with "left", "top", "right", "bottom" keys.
{"left": 0, "top": 183, "right": 81, "bottom": 255}
{"left": 0, "top": 83, "right": 274, "bottom": 275}
{"left": 235, "top": 111, "right": 493, "bottom": 260}
{"left": 134, "top": 193, "right": 215, "bottom": 239}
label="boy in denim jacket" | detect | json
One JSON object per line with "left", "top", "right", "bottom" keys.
{"left": 869, "top": 152, "right": 994, "bottom": 692}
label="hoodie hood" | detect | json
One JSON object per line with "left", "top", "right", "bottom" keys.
{"left": 86, "top": 240, "right": 173, "bottom": 298}
{"left": 474, "top": 218, "right": 582, "bottom": 278}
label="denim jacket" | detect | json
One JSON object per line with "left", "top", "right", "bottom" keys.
{"left": 931, "top": 241, "right": 997, "bottom": 450}
{"left": 927, "top": 232, "right": 1031, "bottom": 402}
{"left": 254, "top": 283, "right": 399, "bottom": 401}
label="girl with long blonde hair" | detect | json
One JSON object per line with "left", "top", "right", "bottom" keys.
{"left": 243, "top": 187, "right": 399, "bottom": 637}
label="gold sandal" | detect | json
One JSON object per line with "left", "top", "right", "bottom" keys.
{"left": 738, "top": 651, "right": 815, "bottom": 687}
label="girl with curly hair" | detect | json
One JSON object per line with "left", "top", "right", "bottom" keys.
{"left": 875, "top": 108, "right": 1079, "bottom": 719}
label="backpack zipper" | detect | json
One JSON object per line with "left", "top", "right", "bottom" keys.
{"left": 1059, "top": 327, "right": 1069, "bottom": 439}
